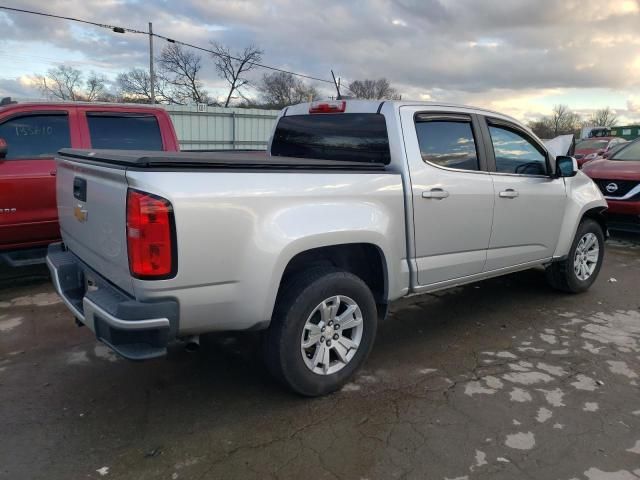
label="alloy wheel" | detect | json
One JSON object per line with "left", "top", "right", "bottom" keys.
{"left": 300, "top": 295, "right": 364, "bottom": 375}
{"left": 573, "top": 232, "right": 599, "bottom": 281}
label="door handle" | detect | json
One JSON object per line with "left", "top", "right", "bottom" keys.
{"left": 422, "top": 188, "right": 450, "bottom": 199}
{"left": 499, "top": 189, "right": 519, "bottom": 198}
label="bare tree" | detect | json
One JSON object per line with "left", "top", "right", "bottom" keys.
{"left": 33, "top": 66, "right": 117, "bottom": 102}
{"left": 157, "top": 44, "right": 210, "bottom": 105}
{"left": 257, "top": 72, "right": 319, "bottom": 109}
{"left": 348, "top": 78, "right": 400, "bottom": 100}
{"left": 549, "top": 104, "right": 581, "bottom": 136}
{"left": 528, "top": 119, "right": 555, "bottom": 139}
{"left": 35, "top": 65, "right": 83, "bottom": 100}
{"left": 528, "top": 105, "right": 582, "bottom": 139}
{"left": 117, "top": 68, "right": 175, "bottom": 104}
{"left": 117, "top": 69, "right": 154, "bottom": 103}
{"left": 588, "top": 107, "right": 618, "bottom": 127}
{"left": 85, "top": 72, "right": 107, "bottom": 101}
{"left": 211, "top": 42, "right": 263, "bottom": 107}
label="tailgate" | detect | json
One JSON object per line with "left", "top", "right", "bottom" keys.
{"left": 56, "top": 156, "right": 133, "bottom": 295}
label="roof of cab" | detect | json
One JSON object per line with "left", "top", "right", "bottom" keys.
{"left": 0, "top": 99, "right": 167, "bottom": 113}
{"left": 284, "top": 99, "right": 526, "bottom": 132}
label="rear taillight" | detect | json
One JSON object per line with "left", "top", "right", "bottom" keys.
{"left": 309, "top": 100, "right": 346, "bottom": 114}
{"left": 126, "top": 189, "right": 176, "bottom": 279}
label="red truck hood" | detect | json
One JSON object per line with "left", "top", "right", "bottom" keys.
{"left": 575, "top": 147, "right": 601, "bottom": 156}
{"left": 582, "top": 159, "right": 640, "bottom": 181}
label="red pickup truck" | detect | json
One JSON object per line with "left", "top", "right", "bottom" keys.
{"left": 0, "top": 100, "right": 179, "bottom": 266}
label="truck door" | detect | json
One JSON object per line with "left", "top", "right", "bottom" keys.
{"left": 400, "top": 107, "right": 494, "bottom": 286}
{"left": 479, "top": 117, "right": 566, "bottom": 270}
{"left": 0, "top": 110, "right": 73, "bottom": 250}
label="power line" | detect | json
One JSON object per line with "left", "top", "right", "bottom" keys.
{"left": 0, "top": 5, "right": 335, "bottom": 84}
{"left": 0, "top": 5, "right": 146, "bottom": 34}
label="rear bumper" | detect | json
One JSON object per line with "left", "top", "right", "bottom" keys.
{"left": 46, "top": 243, "right": 178, "bottom": 360}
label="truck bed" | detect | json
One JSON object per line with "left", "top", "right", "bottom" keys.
{"left": 58, "top": 149, "right": 387, "bottom": 171}
{"left": 53, "top": 148, "right": 405, "bottom": 330}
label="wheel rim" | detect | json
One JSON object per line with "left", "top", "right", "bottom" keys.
{"left": 300, "top": 295, "right": 364, "bottom": 375}
{"left": 573, "top": 232, "right": 599, "bottom": 281}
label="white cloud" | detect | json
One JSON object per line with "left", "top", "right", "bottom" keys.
{"left": 627, "top": 96, "right": 640, "bottom": 112}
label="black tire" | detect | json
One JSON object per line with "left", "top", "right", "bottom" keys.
{"left": 264, "top": 267, "right": 378, "bottom": 396}
{"left": 546, "top": 218, "right": 605, "bottom": 293}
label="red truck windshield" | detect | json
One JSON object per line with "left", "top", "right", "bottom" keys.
{"left": 271, "top": 113, "right": 391, "bottom": 164}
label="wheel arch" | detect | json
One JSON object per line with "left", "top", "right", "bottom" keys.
{"left": 581, "top": 206, "right": 608, "bottom": 238}
{"left": 270, "top": 242, "right": 389, "bottom": 320}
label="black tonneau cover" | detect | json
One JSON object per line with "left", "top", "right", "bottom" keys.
{"left": 58, "top": 149, "right": 386, "bottom": 171}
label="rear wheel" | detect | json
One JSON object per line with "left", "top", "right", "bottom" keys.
{"left": 264, "top": 268, "right": 377, "bottom": 396}
{"left": 546, "top": 218, "right": 604, "bottom": 293}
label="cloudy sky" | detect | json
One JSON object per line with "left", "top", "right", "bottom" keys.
{"left": 1, "top": 0, "right": 639, "bottom": 123}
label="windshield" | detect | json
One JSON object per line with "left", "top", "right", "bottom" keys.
{"left": 611, "top": 140, "right": 640, "bottom": 161}
{"left": 576, "top": 139, "right": 608, "bottom": 150}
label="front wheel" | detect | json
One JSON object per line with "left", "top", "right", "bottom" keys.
{"left": 264, "top": 268, "right": 378, "bottom": 396}
{"left": 546, "top": 218, "right": 605, "bottom": 293}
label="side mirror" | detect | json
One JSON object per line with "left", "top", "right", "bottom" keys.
{"left": 0, "top": 138, "right": 6, "bottom": 159}
{"left": 556, "top": 155, "right": 578, "bottom": 177}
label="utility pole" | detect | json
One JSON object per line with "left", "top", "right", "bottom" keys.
{"left": 149, "top": 22, "right": 155, "bottom": 104}
{"left": 330, "top": 70, "right": 341, "bottom": 100}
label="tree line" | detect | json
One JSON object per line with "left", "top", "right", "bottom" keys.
{"left": 33, "top": 42, "right": 401, "bottom": 109}
{"left": 528, "top": 104, "right": 619, "bottom": 139}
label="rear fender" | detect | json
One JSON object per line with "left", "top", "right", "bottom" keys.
{"left": 262, "top": 211, "right": 399, "bottom": 322}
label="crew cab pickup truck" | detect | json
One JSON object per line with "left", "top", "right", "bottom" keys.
{"left": 0, "top": 99, "right": 179, "bottom": 266}
{"left": 47, "top": 100, "right": 608, "bottom": 396}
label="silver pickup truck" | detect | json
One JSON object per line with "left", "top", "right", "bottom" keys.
{"left": 47, "top": 100, "right": 607, "bottom": 396}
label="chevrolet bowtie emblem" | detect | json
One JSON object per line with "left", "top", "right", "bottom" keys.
{"left": 74, "top": 205, "right": 88, "bottom": 223}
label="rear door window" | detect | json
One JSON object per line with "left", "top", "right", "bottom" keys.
{"left": 271, "top": 114, "right": 390, "bottom": 164}
{"left": 414, "top": 117, "right": 480, "bottom": 171}
{"left": 0, "top": 113, "right": 70, "bottom": 160}
{"left": 87, "top": 113, "right": 163, "bottom": 150}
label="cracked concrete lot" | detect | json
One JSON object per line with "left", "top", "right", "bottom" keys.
{"left": 1, "top": 235, "right": 639, "bottom": 480}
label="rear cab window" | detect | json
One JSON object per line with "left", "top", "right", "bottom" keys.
{"left": 87, "top": 112, "right": 163, "bottom": 150}
{"left": 0, "top": 113, "right": 70, "bottom": 160}
{"left": 270, "top": 113, "right": 391, "bottom": 164}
